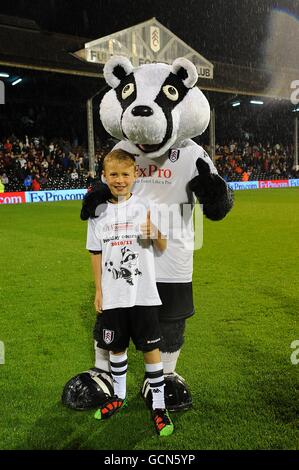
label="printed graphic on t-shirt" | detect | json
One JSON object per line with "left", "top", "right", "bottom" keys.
{"left": 105, "top": 246, "right": 142, "bottom": 286}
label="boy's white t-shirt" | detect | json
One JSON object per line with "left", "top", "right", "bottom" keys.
{"left": 86, "top": 194, "right": 162, "bottom": 310}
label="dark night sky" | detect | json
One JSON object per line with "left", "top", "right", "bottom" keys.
{"left": 0, "top": 0, "right": 298, "bottom": 67}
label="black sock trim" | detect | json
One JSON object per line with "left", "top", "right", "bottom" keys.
{"left": 150, "top": 380, "right": 165, "bottom": 388}
{"left": 146, "top": 370, "right": 164, "bottom": 379}
{"left": 110, "top": 360, "right": 128, "bottom": 368}
{"left": 111, "top": 369, "right": 127, "bottom": 376}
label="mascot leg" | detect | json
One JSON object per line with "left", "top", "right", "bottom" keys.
{"left": 142, "top": 320, "right": 192, "bottom": 411}
{"left": 94, "top": 342, "right": 110, "bottom": 372}
{"left": 61, "top": 317, "right": 113, "bottom": 410}
{"left": 161, "top": 350, "right": 181, "bottom": 374}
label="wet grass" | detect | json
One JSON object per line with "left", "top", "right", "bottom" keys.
{"left": 0, "top": 188, "right": 298, "bottom": 450}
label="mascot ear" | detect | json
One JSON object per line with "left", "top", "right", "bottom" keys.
{"left": 171, "top": 57, "right": 198, "bottom": 88}
{"left": 103, "top": 55, "right": 134, "bottom": 89}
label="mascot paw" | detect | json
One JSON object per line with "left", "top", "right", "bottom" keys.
{"left": 189, "top": 158, "right": 227, "bottom": 201}
{"left": 61, "top": 368, "right": 113, "bottom": 410}
{"left": 80, "top": 183, "right": 112, "bottom": 220}
{"left": 141, "top": 372, "right": 192, "bottom": 412}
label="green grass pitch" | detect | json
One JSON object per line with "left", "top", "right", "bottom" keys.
{"left": 0, "top": 188, "right": 298, "bottom": 450}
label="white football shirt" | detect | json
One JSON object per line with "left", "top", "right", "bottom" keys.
{"left": 86, "top": 194, "right": 162, "bottom": 310}
{"left": 112, "top": 139, "right": 218, "bottom": 283}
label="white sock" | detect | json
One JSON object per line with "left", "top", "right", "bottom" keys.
{"left": 145, "top": 362, "right": 165, "bottom": 410}
{"left": 109, "top": 352, "right": 127, "bottom": 400}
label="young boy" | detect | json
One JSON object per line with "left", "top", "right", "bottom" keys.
{"left": 86, "top": 149, "right": 174, "bottom": 437}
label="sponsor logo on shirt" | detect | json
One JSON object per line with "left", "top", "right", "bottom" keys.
{"left": 136, "top": 164, "right": 172, "bottom": 178}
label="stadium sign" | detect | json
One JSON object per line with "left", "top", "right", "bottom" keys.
{"left": 26, "top": 189, "right": 87, "bottom": 203}
{"left": 228, "top": 181, "right": 259, "bottom": 191}
{"left": 75, "top": 18, "right": 214, "bottom": 79}
{"left": 0, "top": 190, "right": 87, "bottom": 204}
{"left": 227, "top": 179, "right": 299, "bottom": 190}
{"left": 0, "top": 191, "right": 26, "bottom": 204}
{"left": 258, "top": 179, "right": 289, "bottom": 189}
{"left": 1, "top": 180, "right": 299, "bottom": 205}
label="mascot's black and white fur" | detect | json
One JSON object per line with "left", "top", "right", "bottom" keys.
{"left": 62, "top": 56, "right": 233, "bottom": 411}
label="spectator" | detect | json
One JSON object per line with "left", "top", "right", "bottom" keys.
{"left": 12, "top": 140, "right": 21, "bottom": 154}
{"left": 41, "top": 158, "right": 49, "bottom": 170}
{"left": 70, "top": 169, "right": 78, "bottom": 180}
{"left": 32, "top": 175, "right": 41, "bottom": 191}
{"left": 24, "top": 174, "right": 32, "bottom": 191}
{"left": 49, "top": 142, "right": 55, "bottom": 153}
{"left": 86, "top": 171, "right": 95, "bottom": 187}
{"left": 1, "top": 172, "right": 9, "bottom": 187}
{"left": 40, "top": 172, "right": 48, "bottom": 187}
{"left": 4, "top": 139, "right": 12, "bottom": 153}
{"left": 18, "top": 154, "right": 27, "bottom": 168}
{"left": 62, "top": 153, "right": 70, "bottom": 170}
{"left": 242, "top": 171, "right": 249, "bottom": 181}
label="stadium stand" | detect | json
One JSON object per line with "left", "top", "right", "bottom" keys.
{"left": 0, "top": 135, "right": 298, "bottom": 192}
{"left": 205, "top": 141, "right": 299, "bottom": 182}
{"left": 0, "top": 135, "right": 112, "bottom": 192}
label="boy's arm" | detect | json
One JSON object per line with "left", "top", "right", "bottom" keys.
{"left": 140, "top": 209, "right": 167, "bottom": 252}
{"left": 90, "top": 252, "right": 103, "bottom": 312}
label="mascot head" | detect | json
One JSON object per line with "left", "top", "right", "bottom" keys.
{"left": 100, "top": 56, "right": 210, "bottom": 158}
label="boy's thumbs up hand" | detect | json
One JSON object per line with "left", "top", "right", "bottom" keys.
{"left": 140, "top": 209, "right": 158, "bottom": 239}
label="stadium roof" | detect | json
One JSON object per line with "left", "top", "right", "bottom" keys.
{"left": 0, "top": 15, "right": 101, "bottom": 77}
{"left": 0, "top": 14, "right": 296, "bottom": 100}
{"left": 76, "top": 18, "right": 214, "bottom": 79}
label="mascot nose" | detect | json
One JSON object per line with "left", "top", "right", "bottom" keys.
{"left": 131, "top": 106, "right": 153, "bottom": 117}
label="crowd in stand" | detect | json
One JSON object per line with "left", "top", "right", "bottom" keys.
{"left": 0, "top": 135, "right": 112, "bottom": 193}
{"left": 0, "top": 135, "right": 298, "bottom": 193}
{"left": 208, "top": 141, "right": 298, "bottom": 182}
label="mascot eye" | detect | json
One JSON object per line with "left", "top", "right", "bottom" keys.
{"left": 162, "top": 85, "right": 179, "bottom": 101}
{"left": 122, "top": 83, "right": 135, "bottom": 99}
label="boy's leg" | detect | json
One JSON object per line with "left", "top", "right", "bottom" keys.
{"left": 144, "top": 349, "right": 174, "bottom": 436}
{"left": 95, "top": 308, "right": 130, "bottom": 398}
{"left": 144, "top": 349, "right": 165, "bottom": 410}
{"left": 94, "top": 351, "right": 128, "bottom": 420}
{"left": 110, "top": 351, "right": 127, "bottom": 400}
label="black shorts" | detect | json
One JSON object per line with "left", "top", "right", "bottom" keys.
{"left": 96, "top": 305, "right": 162, "bottom": 353}
{"left": 156, "top": 282, "right": 194, "bottom": 321}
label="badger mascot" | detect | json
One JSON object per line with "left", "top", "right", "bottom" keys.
{"left": 62, "top": 56, "right": 233, "bottom": 411}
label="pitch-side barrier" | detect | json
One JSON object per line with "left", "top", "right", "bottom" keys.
{"left": 0, "top": 179, "right": 298, "bottom": 204}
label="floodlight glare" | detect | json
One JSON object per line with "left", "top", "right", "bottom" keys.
{"left": 232, "top": 101, "right": 240, "bottom": 107}
{"left": 292, "top": 107, "right": 299, "bottom": 112}
{"left": 0, "top": 73, "right": 9, "bottom": 78}
{"left": 250, "top": 100, "right": 264, "bottom": 105}
{"left": 12, "top": 78, "right": 22, "bottom": 86}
